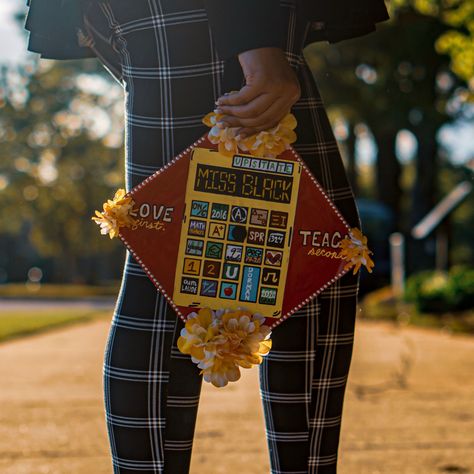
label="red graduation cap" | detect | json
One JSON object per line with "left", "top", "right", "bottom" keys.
{"left": 115, "top": 134, "right": 355, "bottom": 330}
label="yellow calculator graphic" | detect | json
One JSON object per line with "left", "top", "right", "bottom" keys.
{"left": 173, "top": 148, "right": 301, "bottom": 317}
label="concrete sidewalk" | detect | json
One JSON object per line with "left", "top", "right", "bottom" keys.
{"left": 0, "top": 298, "right": 115, "bottom": 311}
{"left": 0, "top": 316, "right": 473, "bottom": 474}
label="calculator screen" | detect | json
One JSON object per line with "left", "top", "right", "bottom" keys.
{"left": 173, "top": 148, "right": 301, "bottom": 317}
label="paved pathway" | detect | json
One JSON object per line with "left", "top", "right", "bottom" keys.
{"left": 0, "top": 298, "right": 115, "bottom": 311}
{"left": 0, "top": 317, "right": 473, "bottom": 474}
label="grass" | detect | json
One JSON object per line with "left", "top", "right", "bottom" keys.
{"left": 2, "top": 282, "right": 472, "bottom": 343}
{"left": 360, "top": 286, "right": 474, "bottom": 335}
{"left": 0, "top": 283, "right": 120, "bottom": 299}
{"left": 0, "top": 309, "right": 112, "bottom": 343}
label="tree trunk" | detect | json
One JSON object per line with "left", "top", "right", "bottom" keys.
{"left": 410, "top": 124, "right": 438, "bottom": 227}
{"left": 345, "top": 123, "right": 358, "bottom": 196}
{"left": 373, "top": 127, "right": 402, "bottom": 228}
{"left": 409, "top": 123, "right": 439, "bottom": 272}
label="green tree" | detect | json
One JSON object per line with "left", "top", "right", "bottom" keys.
{"left": 305, "top": 8, "right": 454, "bottom": 230}
{"left": 0, "top": 59, "right": 126, "bottom": 282}
{"left": 396, "top": 0, "right": 474, "bottom": 95}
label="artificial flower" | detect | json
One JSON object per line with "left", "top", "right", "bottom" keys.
{"left": 241, "top": 113, "right": 297, "bottom": 158}
{"left": 177, "top": 308, "right": 221, "bottom": 361}
{"left": 338, "top": 227, "right": 375, "bottom": 274}
{"left": 177, "top": 308, "right": 272, "bottom": 388}
{"left": 202, "top": 106, "right": 297, "bottom": 159}
{"left": 202, "top": 111, "right": 240, "bottom": 157}
{"left": 92, "top": 188, "right": 136, "bottom": 239}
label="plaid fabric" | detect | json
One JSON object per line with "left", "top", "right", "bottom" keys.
{"left": 82, "top": 0, "right": 361, "bottom": 472}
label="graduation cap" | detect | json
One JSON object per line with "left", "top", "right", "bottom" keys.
{"left": 93, "top": 117, "right": 373, "bottom": 387}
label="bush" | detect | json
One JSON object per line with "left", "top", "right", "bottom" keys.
{"left": 360, "top": 286, "right": 400, "bottom": 320}
{"left": 404, "top": 266, "right": 474, "bottom": 313}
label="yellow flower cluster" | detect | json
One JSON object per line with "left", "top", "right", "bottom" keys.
{"left": 92, "top": 188, "right": 136, "bottom": 239}
{"left": 338, "top": 227, "right": 375, "bottom": 274}
{"left": 202, "top": 111, "right": 297, "bottom": 159}
{"left": 177, "top": 307, "right": 272, "bottom": 388}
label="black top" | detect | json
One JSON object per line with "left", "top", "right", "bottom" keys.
{"left": 25, "top": 0, "right": 96, "bottom": 60}
{"left": 24, "top": 0, "right": 389, "bottom": 60}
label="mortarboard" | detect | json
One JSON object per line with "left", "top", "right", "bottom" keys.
{"left": 93, "top": 112, "right": 374, "bottom": 387}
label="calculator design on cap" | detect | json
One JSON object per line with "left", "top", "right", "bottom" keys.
{"left": 173, "top": 147, "right": 301, "bottom": 318}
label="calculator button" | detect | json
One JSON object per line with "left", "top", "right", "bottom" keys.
{"left": 249, "top": 208, "right": 268, "bottom": 226}
{"left": 190, "top": 200, "right": 209, "bottom": 218}
{"left": 245, "top": 247, "right": 264, "bottom": 265}
{"left": 181, "top": 277, "right": 199, "bottom": 295}
{"left": 265, "top": 250, "right": 283, "bottom": 267}
{"left": 261, "top": 268, "right": 280, "bottom": 286}
{"left": 222, "top": 263, "right": 240, "bottom": 281}
{"left": 259, "top": 287, "right": 278, "bottom": 305}
{"left": 269, "top": 210, "right": 288, "bottom": 228}
{"left": 225, "top": 244, "right": 243, "bottom": 262}
{"left": 228, "top": 224, "right": 247, "bottom": 242}
{"left": 188, "top": 219, "right": 206, "bottom": 237}
{"left": 220, "top": 282, "right": 238, "bottom": 299}
{"left": 185, "top": 239, "right": 204, "bottom": 256}
{"left": 210, "top": 203, "right": 229, "bottom": 221}
{"left": 205, "top": 241, "right": 224, "bottom": 259}
{"left": 247, "top": 228, "right": 266, "bottom": 246}
{"left": 239, "top": 266, "right": 261, "bottom": 303}
{"left": 200, "top": 279, "right": 218, "bottom": 297}
{"left": 266, "top": 230, "right": 285, "bottom": 248}
{"left": 208, "top": 222, "right": 226, "bottom": 240}
{"left": 230, "top": 206, "right": 248, "bottom": 223}
{"left": 183, "top": 258, "right": 201, "bottom": 276}
{"left": 203, "top": 260, "right": 221, "bottom": 278}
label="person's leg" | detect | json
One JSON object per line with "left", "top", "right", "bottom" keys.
{"left": 103, "top": 255, "right": 204, "bottom": 474}
{"left": 297, "top": 59, "right": 361, "bottom": 474}
{"left": 260, "top": 276, "right": 359, "bottom": 474}
{"left": 102, "top": 256, "right": 186, "bottom": 473}
{"left": 259, "top": 300, "right": 316, "bottom": 474}
{"left": 258, "top": 3, "right": 362, "bottom": 473}
{"left": 82, "top": 0, "right": 226, "bottom": 471}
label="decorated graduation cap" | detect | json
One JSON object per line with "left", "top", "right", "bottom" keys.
{"left": 93, "top": 111, "right": 374, "bottom": 388}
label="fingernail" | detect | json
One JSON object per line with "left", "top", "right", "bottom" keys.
{"left": 214, "top": 107, "right": 222, "bottom": 114}
{"left": 237, "top": 133, "right": 246, "bottom": 139}
{"left": 217, "top": 121, "right": 227, "bottom": 129}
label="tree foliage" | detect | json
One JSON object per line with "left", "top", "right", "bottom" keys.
{"left": 1, "top": 3, "right": 472, "bottom": 284}
{"left": 395, "top": 0, "right": 474, "bottom": 96}
{"left": 304, "top": 0, "right": 473, "bottom": 271}
{"left": 0, "top": 59, "right": 126, "bottom": 282}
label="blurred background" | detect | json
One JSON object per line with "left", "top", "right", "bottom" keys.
{"left": 0, "top": 1, "right": 473, "bottom": 473}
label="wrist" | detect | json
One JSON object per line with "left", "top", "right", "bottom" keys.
{"left": 238, "top": 47, "right": 288, "bottom": 74}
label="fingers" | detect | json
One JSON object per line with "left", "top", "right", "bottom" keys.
{"left": 215, "top": 93, "right": 272, "bottom": 120}
{"left": 212, "top": 47, "right": 301, "bottom": 138}
{"left": 216, "top": 95, "right": 294, "bottom": 136}
{"left": 214, "top": 81, "right": 300, "bottom": 134}
{"left": 216, "top": 83, "right": 260, "bottom": 107}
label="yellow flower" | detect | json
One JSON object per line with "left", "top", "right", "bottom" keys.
{"left": 177, "top": 308, "right": 272, "bottom": 388}
{"left": 338, "top": 227, "right": 375, "bottom": 274}
{"left": 177, "top": 308, "right": 221, "bottom": 362}
{"left": 91, "top": 188, "right": 136, "bottom": 239}
{"left": 202, "top": 106, "right": 297, "bottom": 158}
{"left": 202, "top": 111, "right": 240, "bottom": 157}
{"left": 242, "top": 113, "right": 297, "bottom": 158}
{"left": 219, "top": 310, "right": 272, "bottom": 367}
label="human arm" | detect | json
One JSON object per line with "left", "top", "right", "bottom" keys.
{"left": 203, "top": 0, "right": 301, "bottom": 137}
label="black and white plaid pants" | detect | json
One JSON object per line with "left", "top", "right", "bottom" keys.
{"left": 82, "top": 1, "right": 362, "bottom": 472}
